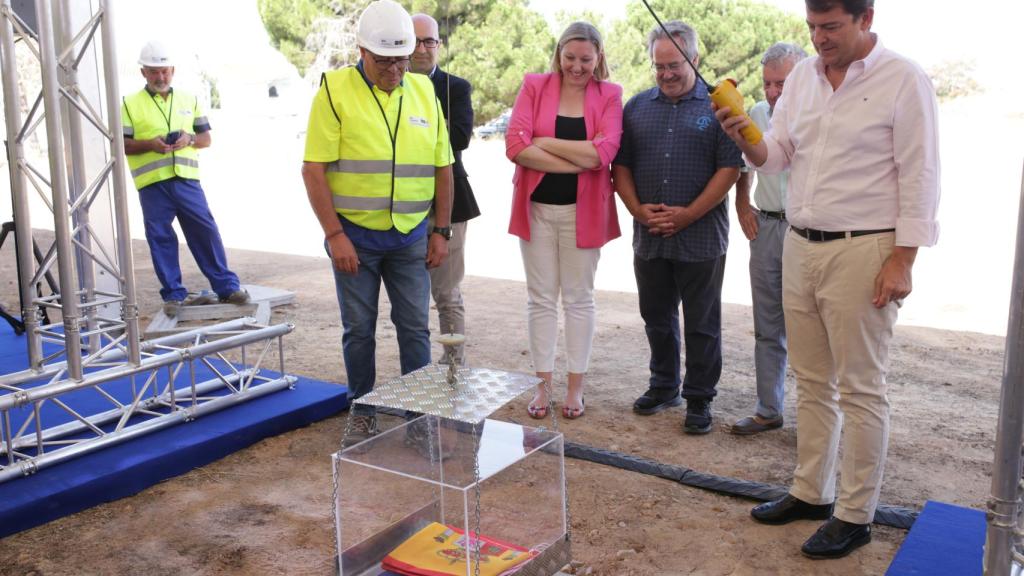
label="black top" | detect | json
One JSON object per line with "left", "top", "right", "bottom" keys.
{"left": 530, "top": 115, "right": 586, "bottom": 205}
{"left": 429, "top": 68, "right": 480, "bottom": 223}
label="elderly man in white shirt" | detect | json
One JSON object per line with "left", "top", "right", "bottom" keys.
{"left": 715, "top": 0, "right": 940, "bottom": 560}
{"left": 729, "top": 42, "right": 807, "bottom": 437}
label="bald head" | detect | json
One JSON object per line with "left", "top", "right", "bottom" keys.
{"left": 411, "top": 13, "right": 441, "bottom": 74}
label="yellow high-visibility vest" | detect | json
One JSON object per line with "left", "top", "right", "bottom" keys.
{"left": 121, "top": 88, "right": 203, "bottom": 189}
{"left": 319, "top": 68, "right": 441, "bottom": 233}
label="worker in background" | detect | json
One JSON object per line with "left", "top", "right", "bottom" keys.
{"left": 410, "top": 13, "right": 480, "bottom": 365}
{"left": 121, "top": 41, "right": 249, "bottom": 317}
{"left": 301, "top": 0, "right": 453, "bottom": 445}
{"left": 728, "top": 42, "right": 808, "bottom": 436}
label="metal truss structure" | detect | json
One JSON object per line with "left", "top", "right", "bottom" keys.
{"left": 0, "top": 1, "right": 294, "bottom": 486}
{"left": 0, "top": 318, "right": 295, "bottom": 483}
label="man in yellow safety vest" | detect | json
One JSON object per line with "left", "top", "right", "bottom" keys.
{"left": 122, "top": 41, "right": 249, "bottom": 317}
{"left": 301, "top": 0, "right": 454, "bottom": 444}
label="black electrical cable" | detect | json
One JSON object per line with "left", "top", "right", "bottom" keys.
{"left": 374, "top": 408, "right": 920, "bottom": 531}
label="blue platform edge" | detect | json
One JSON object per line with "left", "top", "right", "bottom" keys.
{"left": 0, "top": 322, "right": 348, "bottom": 539}
{"left": 886, "top": 500, "right": 986, "bottom": 576}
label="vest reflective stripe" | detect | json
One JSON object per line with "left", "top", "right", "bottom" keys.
{"left": 332, "top": 196, "right": 433, "bottom": 213}
{"left": 130, "top": 155, "right": 199, "bottom": 178}
{"left": 326, "top": 159, "right": 435, "bottom": 178}
{"left": 318, "top": 68, "right": 441, "bottom": 233}
{"left": 122, "top": 88, "right": 201, "bottom": 189}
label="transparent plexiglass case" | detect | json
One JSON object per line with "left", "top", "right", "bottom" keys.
{"left": 333, "top": 415, "right": 570, "bottom": 576}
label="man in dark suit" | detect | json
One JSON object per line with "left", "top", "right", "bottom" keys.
{"left": 411, "top": 13, "right": 479, "bottom": 364}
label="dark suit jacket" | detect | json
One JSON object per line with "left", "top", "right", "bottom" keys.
{"left": 430, "top": 67, "right": 480, "bottom": 223}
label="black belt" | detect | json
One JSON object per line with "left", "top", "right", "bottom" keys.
{"left": 759, "top": 210, "right": 786, "bottom": 220}
{"left": 790, "top": 226, "right": 895, "bottom": 242}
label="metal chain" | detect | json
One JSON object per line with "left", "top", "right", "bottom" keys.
{"left": 331, "top": 408, "right": 356, "bottom": 572}
{"left": 543, "top": 378, "right": 572, "bottom": 542}
{"left": 472, "top": 420, "right": 482, "bottom": 576}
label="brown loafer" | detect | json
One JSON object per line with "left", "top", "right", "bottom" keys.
{"left": 729, "top": 415, "right": 783, "bottom": 436}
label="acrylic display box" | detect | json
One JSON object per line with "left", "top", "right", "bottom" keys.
{"left": 333, "top": 364, "right": 571, "bottom": 576}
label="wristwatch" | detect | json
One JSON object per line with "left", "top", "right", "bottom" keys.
{"left": 431, "top": 226, "right": 453, "bottom": 241}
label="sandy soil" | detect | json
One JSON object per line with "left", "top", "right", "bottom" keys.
{"left": 0, "top": 238, "right": 1005, "bottom": 576}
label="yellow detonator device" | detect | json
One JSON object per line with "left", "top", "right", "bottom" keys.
{"left": 709, "top": 79, "right": 762, "bottom": 145}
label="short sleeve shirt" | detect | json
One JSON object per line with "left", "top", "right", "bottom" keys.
{"left": 614, "top": 83, "right": 743, "bottom": 262}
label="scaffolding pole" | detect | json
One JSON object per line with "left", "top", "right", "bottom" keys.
{"left": 985, "top": 162, "right": 1024, "bottom": 575}
{"left": 0, "top": 0, "right": 43, "bottom": 371}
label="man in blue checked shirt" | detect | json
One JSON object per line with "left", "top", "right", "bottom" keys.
{"left": 612, "top": 20, "right": 742, "bottom": 435}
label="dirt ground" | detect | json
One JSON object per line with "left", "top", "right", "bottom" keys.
{"left": 0, "top": 238, "right": 1006, "bottom": 576}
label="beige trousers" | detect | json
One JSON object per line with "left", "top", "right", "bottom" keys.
{"left": 783, "top": 230, "right": 898, "bottom": 525}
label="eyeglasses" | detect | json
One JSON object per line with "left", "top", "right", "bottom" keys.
{"left": 416, "top": 37, "right": 440, "bottom": 48}
{"left": 371, "top": 55, "right": 411, "bottom": 69}
{"left": 652, "top": 62, "right": 685, "bottom": 74}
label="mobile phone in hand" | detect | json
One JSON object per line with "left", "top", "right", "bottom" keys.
{"left": 165, "top": 130, "right": 181, "bottom": 144}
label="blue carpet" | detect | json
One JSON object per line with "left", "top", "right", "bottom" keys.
{"left": 886, "top": 500, "right": 985, "bottom": 575}
{"left": 0, "top": 321, "right": 348, "bottom": 538}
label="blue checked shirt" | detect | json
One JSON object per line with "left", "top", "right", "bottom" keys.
{"left": 614, "top": 82, "right": 743, "bottom": 262}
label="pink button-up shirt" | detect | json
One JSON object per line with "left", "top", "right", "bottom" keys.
{"left": 757, "top": 37, "right": 940, "bottom": 247}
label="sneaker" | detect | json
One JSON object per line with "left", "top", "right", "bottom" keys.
{"left": 633, "top": 388, "right": 683, "bottom": 415}
{"left": 162, "top": 299, "right": 184, "bottom": 318}
{"left": 683, "top": 399, "right": 713, "bottom": 435}
{"left": 404, "top": 418, "right": 455, "bottom": 461}
{"left": 220, "top": 289, "right": 250, "bottom": 305}
{"left": 343, "top": 414, "right": 379, "bottom": 449}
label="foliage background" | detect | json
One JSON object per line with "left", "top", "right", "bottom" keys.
{"left": 258, "top": 0, "right": 972, "bottom": 124}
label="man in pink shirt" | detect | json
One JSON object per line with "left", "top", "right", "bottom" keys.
{"left": 715, "top": 0, "right": 940, "bottom": 559}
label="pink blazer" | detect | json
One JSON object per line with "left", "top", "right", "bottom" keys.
{"left": 505, "top": 73, "right": 623, "bottom": 249}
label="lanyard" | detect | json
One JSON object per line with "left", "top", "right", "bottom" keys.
{"left": 149, "top": 89, "right": 174, "bottom": 132}
{"left": 365, "top": 82, "right": 402, "bottom": 150}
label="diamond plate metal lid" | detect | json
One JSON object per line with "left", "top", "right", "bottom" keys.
{"left": 357, "top": 365, "right": 542, "bottom": 423}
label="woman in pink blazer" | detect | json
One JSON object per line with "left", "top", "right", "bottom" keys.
{"left": 505, "top": 21, "right": 623, "bottom": 421}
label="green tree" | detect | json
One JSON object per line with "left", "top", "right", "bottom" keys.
{"left": 607, "top": 0, "right": 811, "bottom": 106}
{"left": 257, "top": 0, "right": 334, "bottom": 76}
{"left": 259, "top": 0, "right": 551, "bottom": 123}
{"left": 447, "top": 1, "right": 553, "bottom": 123}
{"left": 928, "top": 59, "right": 982, "bottom": 102}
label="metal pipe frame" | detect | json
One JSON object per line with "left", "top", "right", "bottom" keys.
{"left": 0, "top": 321, "right": 296, "bottom": 484}
{"left": 0, "top": 0, "right": 141, "bottom": 378}
{"left": 0, "top": 0, "right": 44, "bottom": 370}
{"left": 985, "top": 162, "right": 1024, "bottom": 575}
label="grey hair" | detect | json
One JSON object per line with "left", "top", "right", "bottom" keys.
{"left": 647, "top": 20, "right": 698, "bottom": 61}
{"left": 761, "top": 42, "right": 808, "bottom": 66}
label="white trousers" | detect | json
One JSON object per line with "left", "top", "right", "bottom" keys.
{"left": 519, "top": 203, "right": 600, "bottom": 374}
{"left": 784, "top": 230, "right": 898, "bottom": 525}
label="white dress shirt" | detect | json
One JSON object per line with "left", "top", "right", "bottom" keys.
{"left": 757, "top": 36, "right": 940, "bottom": 247}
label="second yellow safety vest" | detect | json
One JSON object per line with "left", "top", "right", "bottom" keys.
{"left": 121, "top": 88, "right": 202, "bottom": 190}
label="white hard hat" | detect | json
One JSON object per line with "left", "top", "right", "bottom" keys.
{"left": 356, "top": 0, "right": 415, "bottom": 57}
{"left": 138, "top": 41, "right": 173, "bottom": 67}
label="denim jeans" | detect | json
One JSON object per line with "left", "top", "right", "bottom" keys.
{"left": 331, "top": 235, "right": 432, "bottom": 416}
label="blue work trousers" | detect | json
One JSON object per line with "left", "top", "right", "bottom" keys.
{"left": 749, "top": 212, "right": 788, "bottom": 420}
{"left": 634, "top": 253, "right": 726, "bottom": 401}
{"left": 137, "top": 178, "right": 240, "bottom": 302}
{"left": 331, "top": 236, "right": 432, "bottom": 416}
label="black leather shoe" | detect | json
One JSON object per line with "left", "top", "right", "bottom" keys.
{"left": 633, "top": 388, "right": 682, "bottom": 415}
{"left": 683, "top": 399, "right": 712, "bottom": 434}
{"left": 751, "top": 494, "right": 834, "bottom": 525}
{"left": 801, "top": 517, "right": 871, "bottom": 559}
